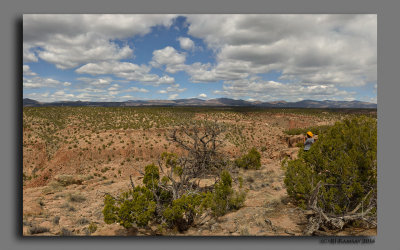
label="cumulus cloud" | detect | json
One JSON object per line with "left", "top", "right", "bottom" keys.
{"left": 77, "top": 77, "right": 113, "bottom": 87}
{"left": 24, "top": 90, "right": 76, "bottom": 102}
{"left": 23, "top": 44, "right": 38, "bottom": 62}
{"left": 198, "top": 93, "right": 207, "bottom": 98}
{"left": 186, "top": 61, "right": 250, "bottom": 83}
{"left": 168, "top": 93, "right": 179, "bottom": 100}
{"left": 23, "top": 76, "right": 71, "bottom": 89}
{"left": 53, "top": 90, "right": 75, "bottom": 99}
{"left": 76, "top": 61, "right": 175, "bottom": 85}
{"left": 150, "top": 46, "right": 187, "bottom": 74}
{"left": 119, "top": 95, "right": 135, "bottom": 100}
{"left": 23, "top": 65, "right": 37, "bottom": 76}
{"left": 24, "top": 92, "right": 50, "bottom": 100}
{"left": 185, "top": 14, "right": 377, "bottom": 87}
{"left": 23, "top": 14, "right": 178, "bottom": 68}
{"left": 124, "top": 87, "right": 149, "bottom": 93}
{"left": 157, "top": 84, "right": 186, "bottom": 94}
{"left": 75, "top": 87, "right": 106, "bottom": 93}
{"left": 74, "top": 92, "right": 114, "bottom": 102}
{"left": 23, "top": 14, "right": 376, "bottom": 102}
{"left": 158, "top": 75, "right": 175, "bottom": 84}
{"left": 213, "top": 79, "right": 355, "bottom": 102}
{"left": 107, "top": 84, "right": 120, "bottom": 91}
{"left": 70, "top": 86, "right": 125, "bottom": 102}
{"left": 178, "top": 37, "right": 195, "bottom": 50}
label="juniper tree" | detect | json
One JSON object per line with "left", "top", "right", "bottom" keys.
{"left": 103, "top": 121, "right": 245, "bottom": 232}
{"left": 283, "top": 116, "right": 377, "bottom": 235}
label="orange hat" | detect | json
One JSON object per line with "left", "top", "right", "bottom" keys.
{"left": 306, "top": 131, "right": 313, "bottom": 137}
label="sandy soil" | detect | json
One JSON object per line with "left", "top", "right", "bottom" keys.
{"left": 22, "top": 109, "right": 376, "bottom": 236}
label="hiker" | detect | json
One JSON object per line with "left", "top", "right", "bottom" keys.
{"left": 304, "top": 131, "right": 315, "bottom": 151}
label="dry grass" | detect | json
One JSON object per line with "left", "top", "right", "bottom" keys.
{"left": 28, "top": 225, "right": 50, "bottom": 235}
{"left": 76, "top": 218, "right": 90, "bottom": 226}
{"left": 67, "top": 192, "right": 86, "bottom": 203}
{"left": 60, "top": 227, "right": 73, "bottom": 236}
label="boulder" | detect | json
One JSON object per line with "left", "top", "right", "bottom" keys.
{"left": 286, "top": 135, "right": 305, "bottom": 148}
{"left": 279, "top": 148, "right": 299, "bottom": 160}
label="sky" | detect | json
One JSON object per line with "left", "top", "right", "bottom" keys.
{"left": 23, "top": 14, "right": 377, "bottom": 103}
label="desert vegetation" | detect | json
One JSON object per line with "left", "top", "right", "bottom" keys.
{"left": 103, "top": 122, "right": 247, "bottom": 232}
{"left": 22, "top": 106, "right": 376, "bottom": 236}
{"left": 283, "top": 116, "right": 377, "bottom": 235}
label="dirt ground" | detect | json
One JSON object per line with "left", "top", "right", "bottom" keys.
{"left": 22, "top": 108, "right": 377, "bottom": 236}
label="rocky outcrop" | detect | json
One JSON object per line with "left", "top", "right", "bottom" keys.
{"left": 286, "top": 135, "right": 305, "bottom": 148}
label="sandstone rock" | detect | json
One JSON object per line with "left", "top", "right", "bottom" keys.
{"left": 225, "top": 222, "right": 237, "bottom": 233}
{"left": 23, "top": 202, "right": 43, "bottom": 216}
{"left": 270, "top": 151, "right": 280, "bottom": 159}
{"left": 280, "top": 148, "right": 299, "bottom": 160}
{"left": 286, "top": 135, "right": 305, "bottom": 148}
{"left": 92, "top": 224, "right": 123, "bottom": 236}
{"left": 39, "top": 221, "right": 53, "bottom": 229}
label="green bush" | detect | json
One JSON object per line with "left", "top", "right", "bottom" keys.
{"left": 209, "top": 170, "right": 245, "bottom": 216}
{"left": 103, "top": 186, "right": 156, "bottom": 228}
{"left": 102, "top": 121, "right": 246, "bottom": 232}
{"left": 103, "top": 167, "right": 244, "bottom": 231}
{"left": 283, "top": 116, "right": 377, "bottom": 215}
{"left": 143, "top": 164, "right": 160, "bottom": 189}
{"left": 88, "top": 222, "right": 97, "bottom": 234}
{"left": 162, "top": 193, "right": 205, "bottom": 231}
{"left": 210, "top": 170, "right": 233, "bottom": 216}
{"left": 235, "top": 148, "right": 261, "bottom": 170}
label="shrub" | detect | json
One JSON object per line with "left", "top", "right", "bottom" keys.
{"left": 235, "top": 148, "right": 261, "bottom": 170}
{"left": 142, "top": 164, "right": 159, "bottom": 189}
{"left": 103, "top": 167, "right": 244, "bottom": 231}
{"left": 283, "top": 116, "right": 377, "bottom": 215}
{"left": 28, "top": 225, "right": 50, "bottom": 235}
{"left": 103, "top": 186, "right": 156, "bottom": 228}
{"left": 55, "top": 175, "right": 83, "bottom": 186}
{"left": 162, "top": 193, "right": 205, "bottom": 231}
{"left": 42, "top": 181, "right": 63, "bottom": 194}
{"left": 60, "top": 227, "right": 73, "bottom": 236}
{"left": 53, "top": 216, "right": 60, "bottom": 225}
{"left": 103, "top": 122, "right": 246, "bottom": 232}
{"left": 295, "top": 142, "right": 304, "bottom": 148}
{"left": 67, "top": 193, "right": 86, "bottom": 203}
{"left": 209, "top": 170, "right": 245, "bottom": 216}
{"left": 88, "top": 222, "right": 97, "bottom": 234}
{"left": 229, "top": 191, "right": 246, "bottom": 211}
{"left": 76, "top": 218, "right": 90, "bottom": 225}
{"left": 23, "top": 173, "right": 32, "bottom": 181}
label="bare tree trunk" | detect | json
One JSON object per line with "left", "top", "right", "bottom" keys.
{"left": 303, "top": 183, "right": 376, "bottom": 236}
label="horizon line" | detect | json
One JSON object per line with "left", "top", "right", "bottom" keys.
{"left": 23, "top": 97, "right": 377, "bottom": 104}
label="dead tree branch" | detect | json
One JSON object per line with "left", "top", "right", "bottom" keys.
{"left": 303, "top": 182, "right": 376, "bottom": 236}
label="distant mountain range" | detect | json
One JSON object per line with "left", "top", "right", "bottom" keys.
{"left": 23, "top": 98, "right": 377, "bottom": 109}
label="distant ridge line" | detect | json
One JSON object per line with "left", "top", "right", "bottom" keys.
{"left": 23, "top": 98, "right": 377, "bottom": 109}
